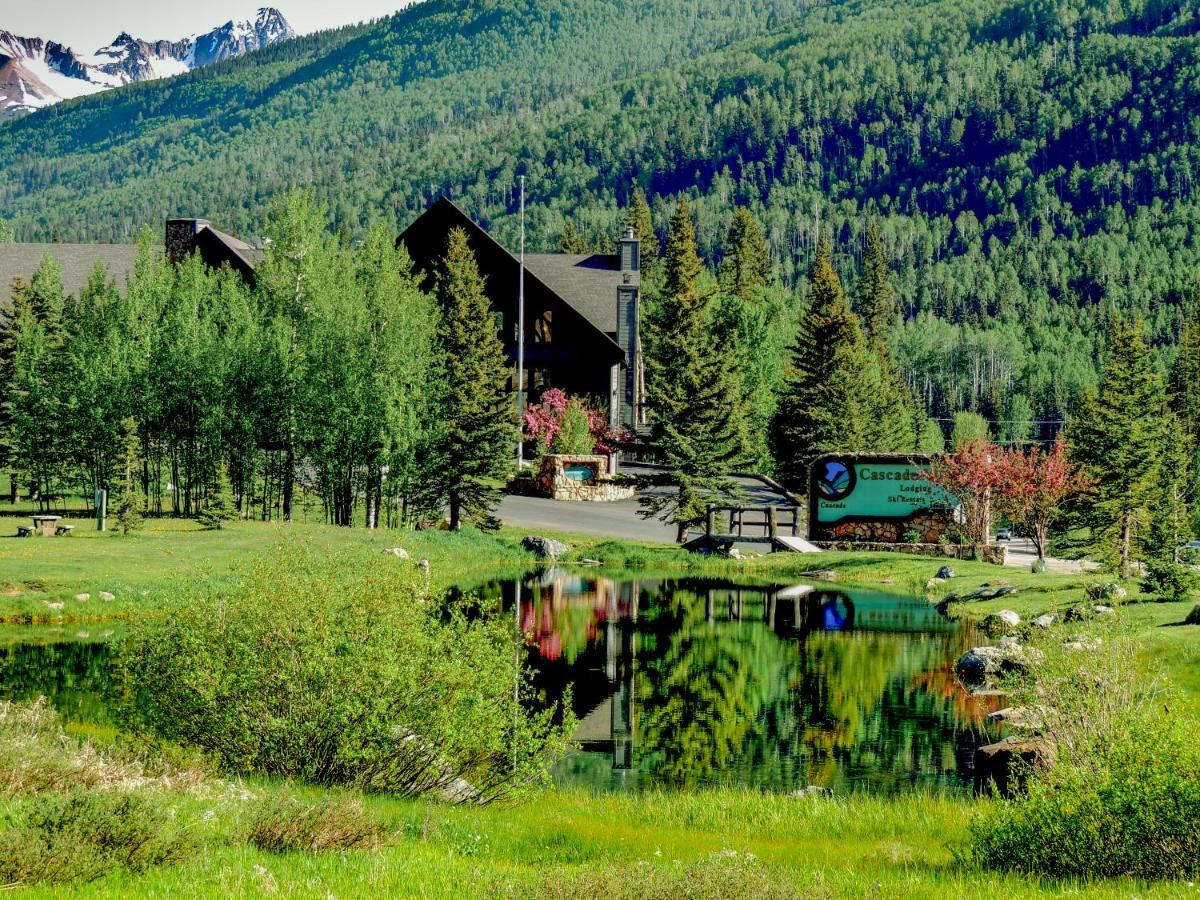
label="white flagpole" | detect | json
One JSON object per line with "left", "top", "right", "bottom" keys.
{"left": 516, "top": 175, "right": 526, "bottom": 469}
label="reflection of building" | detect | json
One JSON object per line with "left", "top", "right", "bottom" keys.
{"left": 523, "top": 576, "right": 639, "bottom": 776}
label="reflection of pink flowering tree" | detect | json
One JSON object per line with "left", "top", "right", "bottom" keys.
{"left": 523, "top": 389, "right": 627, "bottom": 454}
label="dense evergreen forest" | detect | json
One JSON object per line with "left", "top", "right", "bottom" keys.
{"left": 4, "top": 0, "right": 1200, "bottom": 428}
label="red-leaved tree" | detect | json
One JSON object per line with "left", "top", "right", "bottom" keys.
{"left": 926, "top": 439, "right": 1003, "bottom": 546}
{"left": 994, "top": 440, "right": 1091, "bottom": 560}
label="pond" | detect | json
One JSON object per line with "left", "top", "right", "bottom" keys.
{"left": 0, "top": 572, "right": 999, "bottom": 795}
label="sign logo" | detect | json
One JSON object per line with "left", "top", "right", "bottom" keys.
{"left": 816, "top": 460, "right": 856, "bottom": 501}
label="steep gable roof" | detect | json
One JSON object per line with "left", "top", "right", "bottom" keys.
{"left": 398, "top": 197, "right": 624, "bottom": 359}
{"left": 0, "top": 243, "right": 143, "bottom": 312}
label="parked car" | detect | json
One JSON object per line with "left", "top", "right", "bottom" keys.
{"left": 995, "top": 529, "right": 1012, "bottom": 541}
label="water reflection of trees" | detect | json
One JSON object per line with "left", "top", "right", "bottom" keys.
{"left": 0, "top": 641, "right": 114, "bottom": 724}
{"left": 513, "top": 576, "right": 992, "bottom": 793}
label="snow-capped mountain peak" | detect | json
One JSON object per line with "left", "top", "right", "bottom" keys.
{"left": 0, "top": 8, "right": 294, "bottom": 120}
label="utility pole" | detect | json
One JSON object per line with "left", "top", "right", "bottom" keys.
{"left": 516, "top": 175, "right": 527, "bottom": 469}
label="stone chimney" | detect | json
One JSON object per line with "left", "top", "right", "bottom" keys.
{"left": 619, "top": 225, "right": 640, "bottom": 275}
{"left": 616, "top": 224, "right": 642, "bottom": 428}
{"left": 165, "top": 218, "right": 210, "bottom": 264}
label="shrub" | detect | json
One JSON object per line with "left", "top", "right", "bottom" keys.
{"left": 0, "top": 790, "right": 189, "bottom": 886}
{"left": 247, "top": 795, "right": 382, "bottom": 854}
{"left": 1140, "top": 560, "right": 1199, "bottom": 602}
{"left": 970, "top": 632, "right": 1200, "bottom": 880}
{"left": 551, "top": 398, "right": 594, "bottom": 455}
{"left": 117, "top": 544, "right": 573, "bottom": 802}
{"left": 1185, "top": 605, "right": 1200, "bottom": 625}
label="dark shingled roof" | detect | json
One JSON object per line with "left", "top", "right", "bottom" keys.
{"left": 0, "top": 243, "right": 144, "bottom": 312}
{"left": 523, "top": 253, "right": 639, "bottom": 336}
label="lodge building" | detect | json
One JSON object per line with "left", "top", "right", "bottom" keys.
{"left": 0, "top": 196, "right": 644, "bottom": 428}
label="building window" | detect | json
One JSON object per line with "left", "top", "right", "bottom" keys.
{"left": 533, "top": 310, "right": 553, "bottom": 344}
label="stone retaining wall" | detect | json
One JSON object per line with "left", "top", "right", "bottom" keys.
{"left": 810, "top": 510, "right": 955, "bottom": 544}
{"left": 811, "top": 541, "right": 1008, "bottom": 565}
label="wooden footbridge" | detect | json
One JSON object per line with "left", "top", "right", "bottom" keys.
{"left": 684, "top": 503, "right": 822, "bottom": 554}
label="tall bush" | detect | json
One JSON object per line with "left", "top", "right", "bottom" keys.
{"left": 116, "top": 544, "right": 572, "bottom": 802}
{"left": 970, "top": 631, "right": 1200, "bottom": 879}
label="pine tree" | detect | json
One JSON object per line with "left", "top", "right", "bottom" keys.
{"left": 1170, "top": 308, "right": 1200, "bottom": 524}
{"left": 627, "top": 188, "right": 659, "bottom": 274}
{"left": 917, "top": 416, "right": 946, "bottom": 453}
{"left": 642, "top": 198, "right": 749, "bottom": 541}
{"left": 559, "top": 218, "right": 589, "bottom": 253}
{"left": 198, "top": 463, "right": 237, "bottom": 530}
{"left": 1148, "top": 413, "right": 1193, "bottom": 563}
{"left": 771, "top": 235, "right": 877, "bottom": 487}
{"left": 856, "top": 221, "right": 898, "bottom": 345}
{"left": 113, "top": 417, "right": 145, "bottom": 535}
{"left": 1067, "top": 317, "right": 1167, "bottom": 575}
{"left": 0, "top": 277, "right": 30, "bottom": 501}
{"left": 429, "top": 228, "right": 513, "bottom": 530}
{"left": 721, "top": 207, "right": 771, "bottom": 301}
{"left": 863, "top": 351, "right": 917, "bottom": 452}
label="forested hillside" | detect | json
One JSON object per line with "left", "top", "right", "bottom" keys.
{"left": 4, "top": 0, "right": 1200, "bottom": 426}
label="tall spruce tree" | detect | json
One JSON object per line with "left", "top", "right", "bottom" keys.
{"left": 721, "top": 207, "right": 771, "bottom": 302}
{"left": 1068, "top": 317, "right": 1167, "bottom": 575}
{"left": 772, "top": 235, "right": 886, "bottom": 488}
{"left": 627, "top": 188, "right": 659, "bottom": 274}
{"left": 1148, "top": 413, "right": 1194, "bottom": 562}
{"left": 642, "top": 198, "right": 749, "bottom": 541}
{"left": 0, "top": 278, "right": 29, "bottom": 502}
{"left": 856, "top": 221, "right": 898, "bottom": 345}
{"left": 1171, "top": 309, "right": 1200, "bottom": 524}
{"left": 428, "top": 227, "right": 513, "bottom": 530}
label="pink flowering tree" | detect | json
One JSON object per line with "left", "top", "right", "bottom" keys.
{"left": 925, "top": 439, "right": 1003, "bottom": 546}
{"left": 994, "top": 440, "right": 1091, "bottom": 560}
{"left": 523, "top": 389, "right": 625, "bottom": 455}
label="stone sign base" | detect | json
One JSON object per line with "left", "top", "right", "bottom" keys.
{"left": 533, "top": 454, "right": 635, "bottom": 503}
{"left": 811, "top": 541, "right": 1008, "bottom": 565}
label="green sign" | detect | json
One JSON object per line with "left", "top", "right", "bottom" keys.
{"left": 812, "top": 458, "right": 955, "bottom": 524}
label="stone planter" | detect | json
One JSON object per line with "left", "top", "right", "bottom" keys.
{"left": 534, "top": 454, "right": 635, "bottom": 503}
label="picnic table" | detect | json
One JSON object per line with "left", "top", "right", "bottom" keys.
{"left": 17, "top": 515, "right": 72, "bottom": 537}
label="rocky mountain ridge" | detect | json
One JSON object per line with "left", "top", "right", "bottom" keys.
{"left": 0, "top": 8, "right": 294, "bottom": 119}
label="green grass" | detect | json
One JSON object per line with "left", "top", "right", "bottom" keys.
{"left": 6, "top": 786, "right": 1193, "bottom": 898}
{"left": 3, "top": 518, "right": 1200, "bottom": 896}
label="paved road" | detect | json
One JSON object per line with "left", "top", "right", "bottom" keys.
{"left": 1001, "top": 537, "right": 1099, "bottom": 574}
{"left": 498, "top": 464, "right": 794, "bottom": 543}
{"left": 501, "top": 469, "right": 1099, "bottom": 572}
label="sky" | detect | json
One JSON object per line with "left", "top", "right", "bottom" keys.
{"left": 3, "top": 1, "right": 418, "bottom": 52}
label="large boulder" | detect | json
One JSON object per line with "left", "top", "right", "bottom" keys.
{"left": 986, "top": 706, "right": 1044, "bottom": 731}
{"left": 956, "top": 642, "right": 1043, "bottom": 685}
{"left": 1085, "top": 582, "right": 1127, "bottom": 602}
{"left": 522, "top": 536, "right": 570, "bottom": 560}
{"left": 982, "top": 609, "right": 1022, "bottom": 636}
{"left": 973, "top": 736, "right": 1056, "bottom": 797}
{"left": 955, "top": 646, "right": 1006, "bottom": 683}
{"left": 1030, "top": 613, "right": 1057, "bottom": 629}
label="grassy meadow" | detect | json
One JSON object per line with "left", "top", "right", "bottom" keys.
{"left": 2, "top": 516, "right": 1199, "bottom": 896}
